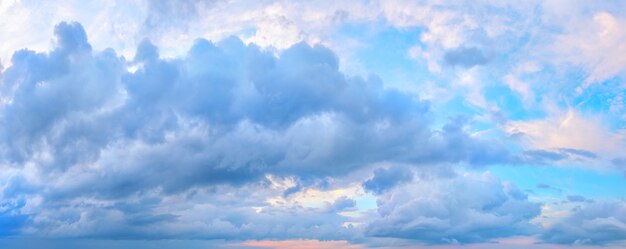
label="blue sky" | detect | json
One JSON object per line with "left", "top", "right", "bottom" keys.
{"left": 0, "top": 0, "right": 626, "bottom": 248}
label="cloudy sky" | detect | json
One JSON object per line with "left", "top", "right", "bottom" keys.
{"left": 0, "top": 0, "right": 626, "bottom": 248}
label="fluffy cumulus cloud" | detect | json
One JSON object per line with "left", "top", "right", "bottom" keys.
{"left": 1, "top": 0, "right": 626, "bottom": 247}
{"left": 362, "top": 166, "right": 413, "bottom": 195}
{"left": 542, "top": 200, "right": 626, "bottom": 245}
{"left": 367, "top": 172, "right": 541, "bottom": 244}
{"left": 0, "top": 22, "right": 529, "bottom": 242}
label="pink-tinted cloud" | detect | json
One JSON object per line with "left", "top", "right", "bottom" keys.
{"left": 235, "top": 238, "right": 626, "bottom": 249}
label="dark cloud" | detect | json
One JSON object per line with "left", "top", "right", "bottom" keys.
{"left": 443, "top": 46, "right": 490, "bottom": 68}
{"left": 363, "top": 166, "right": 413, "bottom": 194}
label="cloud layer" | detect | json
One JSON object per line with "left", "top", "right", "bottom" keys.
{"left": 0, "top": 22, "right": 525, "bottom": 242}
{"left": 368, "top": 172, "right": 541, "bottom": 244}
{"left": 0, "top": 3, "right": 625, "bottom": 245}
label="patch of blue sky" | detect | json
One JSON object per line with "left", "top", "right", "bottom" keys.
{"left": 574, "top": 77, "right": 626, "bottom": 127}
{"left": 335, "top": 23, "right": 429, "bottom": 89}
{"left": 354, "top": 193, "right": 378, "bottom": 211}
{"left": 483, "top": 84, "right": 542, "bottom": 121}
{"left": 487, "top": 164, "right": 626, "bottom": 200}
{"left": 443, "top": 95, "right": 485, "bottom": 118}
{"left": 429, "top": 96, "right": 487, "bottom": 132}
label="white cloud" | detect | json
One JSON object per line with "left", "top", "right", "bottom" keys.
{"left": 367, "top": 171, "right": 541, "bottom": 244}
{"left": 552, "top": 12, "right": 626, "bottom": 88}
{"left": 506, "top": 108, "right": 626, "bottom": 164}
{"left": 543, "top": 200, "right": 626, "bottom": 245}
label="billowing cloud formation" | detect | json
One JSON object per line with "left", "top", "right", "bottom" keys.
{"left": 0, "top": 21, "right": 515, "bottom": 194}
{"left": 367, "top": 172, "right": 541, "bottom": 244}
{"left": 0, "top": 22, "right": 525, "bottom": 241}
{"left": 362, "top": 166, "right": 413, "bottom": 194}
{"left": 0, "top": 19, "right": 623, "bottom": 248}
{"left": 25, "top": 183, "right": 361, "bottom": 241}
{"left": 543, "top": 200, "right": 626, "bottom": 245}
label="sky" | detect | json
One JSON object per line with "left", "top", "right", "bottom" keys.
{"left": 0, "top": 0, "right": 626, "bottom": 248}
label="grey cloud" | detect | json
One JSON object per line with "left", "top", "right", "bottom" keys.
{"left": 536, "top": 183, "right": 562, "bottom": 193}
{"left": 542, "top": 200, "right": 626, "bottom": 245}
{"left": 566, "top": 195, "right": 589, "bottom": 203}
{"left": 363, "top": 166, "right": 413, "bottom": 194}
{"left": 142, "top": 0, "right": 219, "bottom": 37}
{"left": 0, "top": 22, "right": 523, "bottom": 241}
{"left": 367, "top": 173, "right": 541, "bottom": 244}
{"left": 612, "top": 157, "right": 626, "bottom": 166}
{"left": 515, "top": 148, "right": 595, "bottom": 166}
{"left": 53, "top": 22, "right": 92, "bottom": 54}
{"left": 0, "top": 22, "right": 515, "bottom": 200}
{"left": 611, "top": 157, "right": 626, "bottom": 178}
{"left": 558, "top": 148, "right": 597, "bottom": 159}
{"left": 328, "top": 196, "right": 356, "bottom": 212}
{"left": 523, "top": 149, "right": 567, "bottom": 164}
{"left": 443, "top": 46, "right": 490, "bottom": 68}
{"left": 27, "top": 183, "right": 362, "bottom": 242}
{"left": 0, "top": 238, "right": 250, "bottom": 249}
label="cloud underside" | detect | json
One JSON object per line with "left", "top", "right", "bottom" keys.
{"left": 0, "top": 22, "right": 623, "bottom": 246}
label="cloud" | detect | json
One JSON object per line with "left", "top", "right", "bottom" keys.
{"left": 536, "top": 183, "right": 550, "bottom": 189}
{"left": 0, "top": 21, "right": 514, "bottom": 186}
{"left": 542, "top": 200, "right": 626, "bottom": 245}
{"left": 367, "top": 172, "right": 541, "bottom": 244}
{"left": 551, "top": 11, "right": 626, "bottom": 87}
{"left": 0, "top": 1, "right": 624, "bottom": 247}
{"left": 566, "top": 195, "right": 589, "bottom": 203}
{"left": 15, "top": 174, "right": 367, "bottom": 241}
{"left": 558, "top": 148, "right": 597, "bottom": 159}
{"left": 611, "top": 157, "right": 626, "bottom": 178}
{"left": 523, "top": 149, "right": 568, "bottom": 164}
{"left": 536, "top": 183, "right": 562, "bottom": 193}
{"left": 0, "top": 174, "right": 30, "bottom": 236}
{"left": 0, "top": 21, "right": 519, "bottom": 240}
{"left": 506, "top": 109, "right": 626, "bottom": 166}
{"left": 142, "top": 0, "right": 218, "bottom": 36}
{"left": 443, "top": 46, "right": 490, "bottom": 68}
{"left": 363, "top": 166, "right": 413, "bottom": 195}
{"left": 0, "top": 13, "right": 620, "bottom": 246}
{"left": 328, "top": 196, "right": 357, "bottom": 212}
{"left": 0, "top": 238, "right": 249, "bottom": 249}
